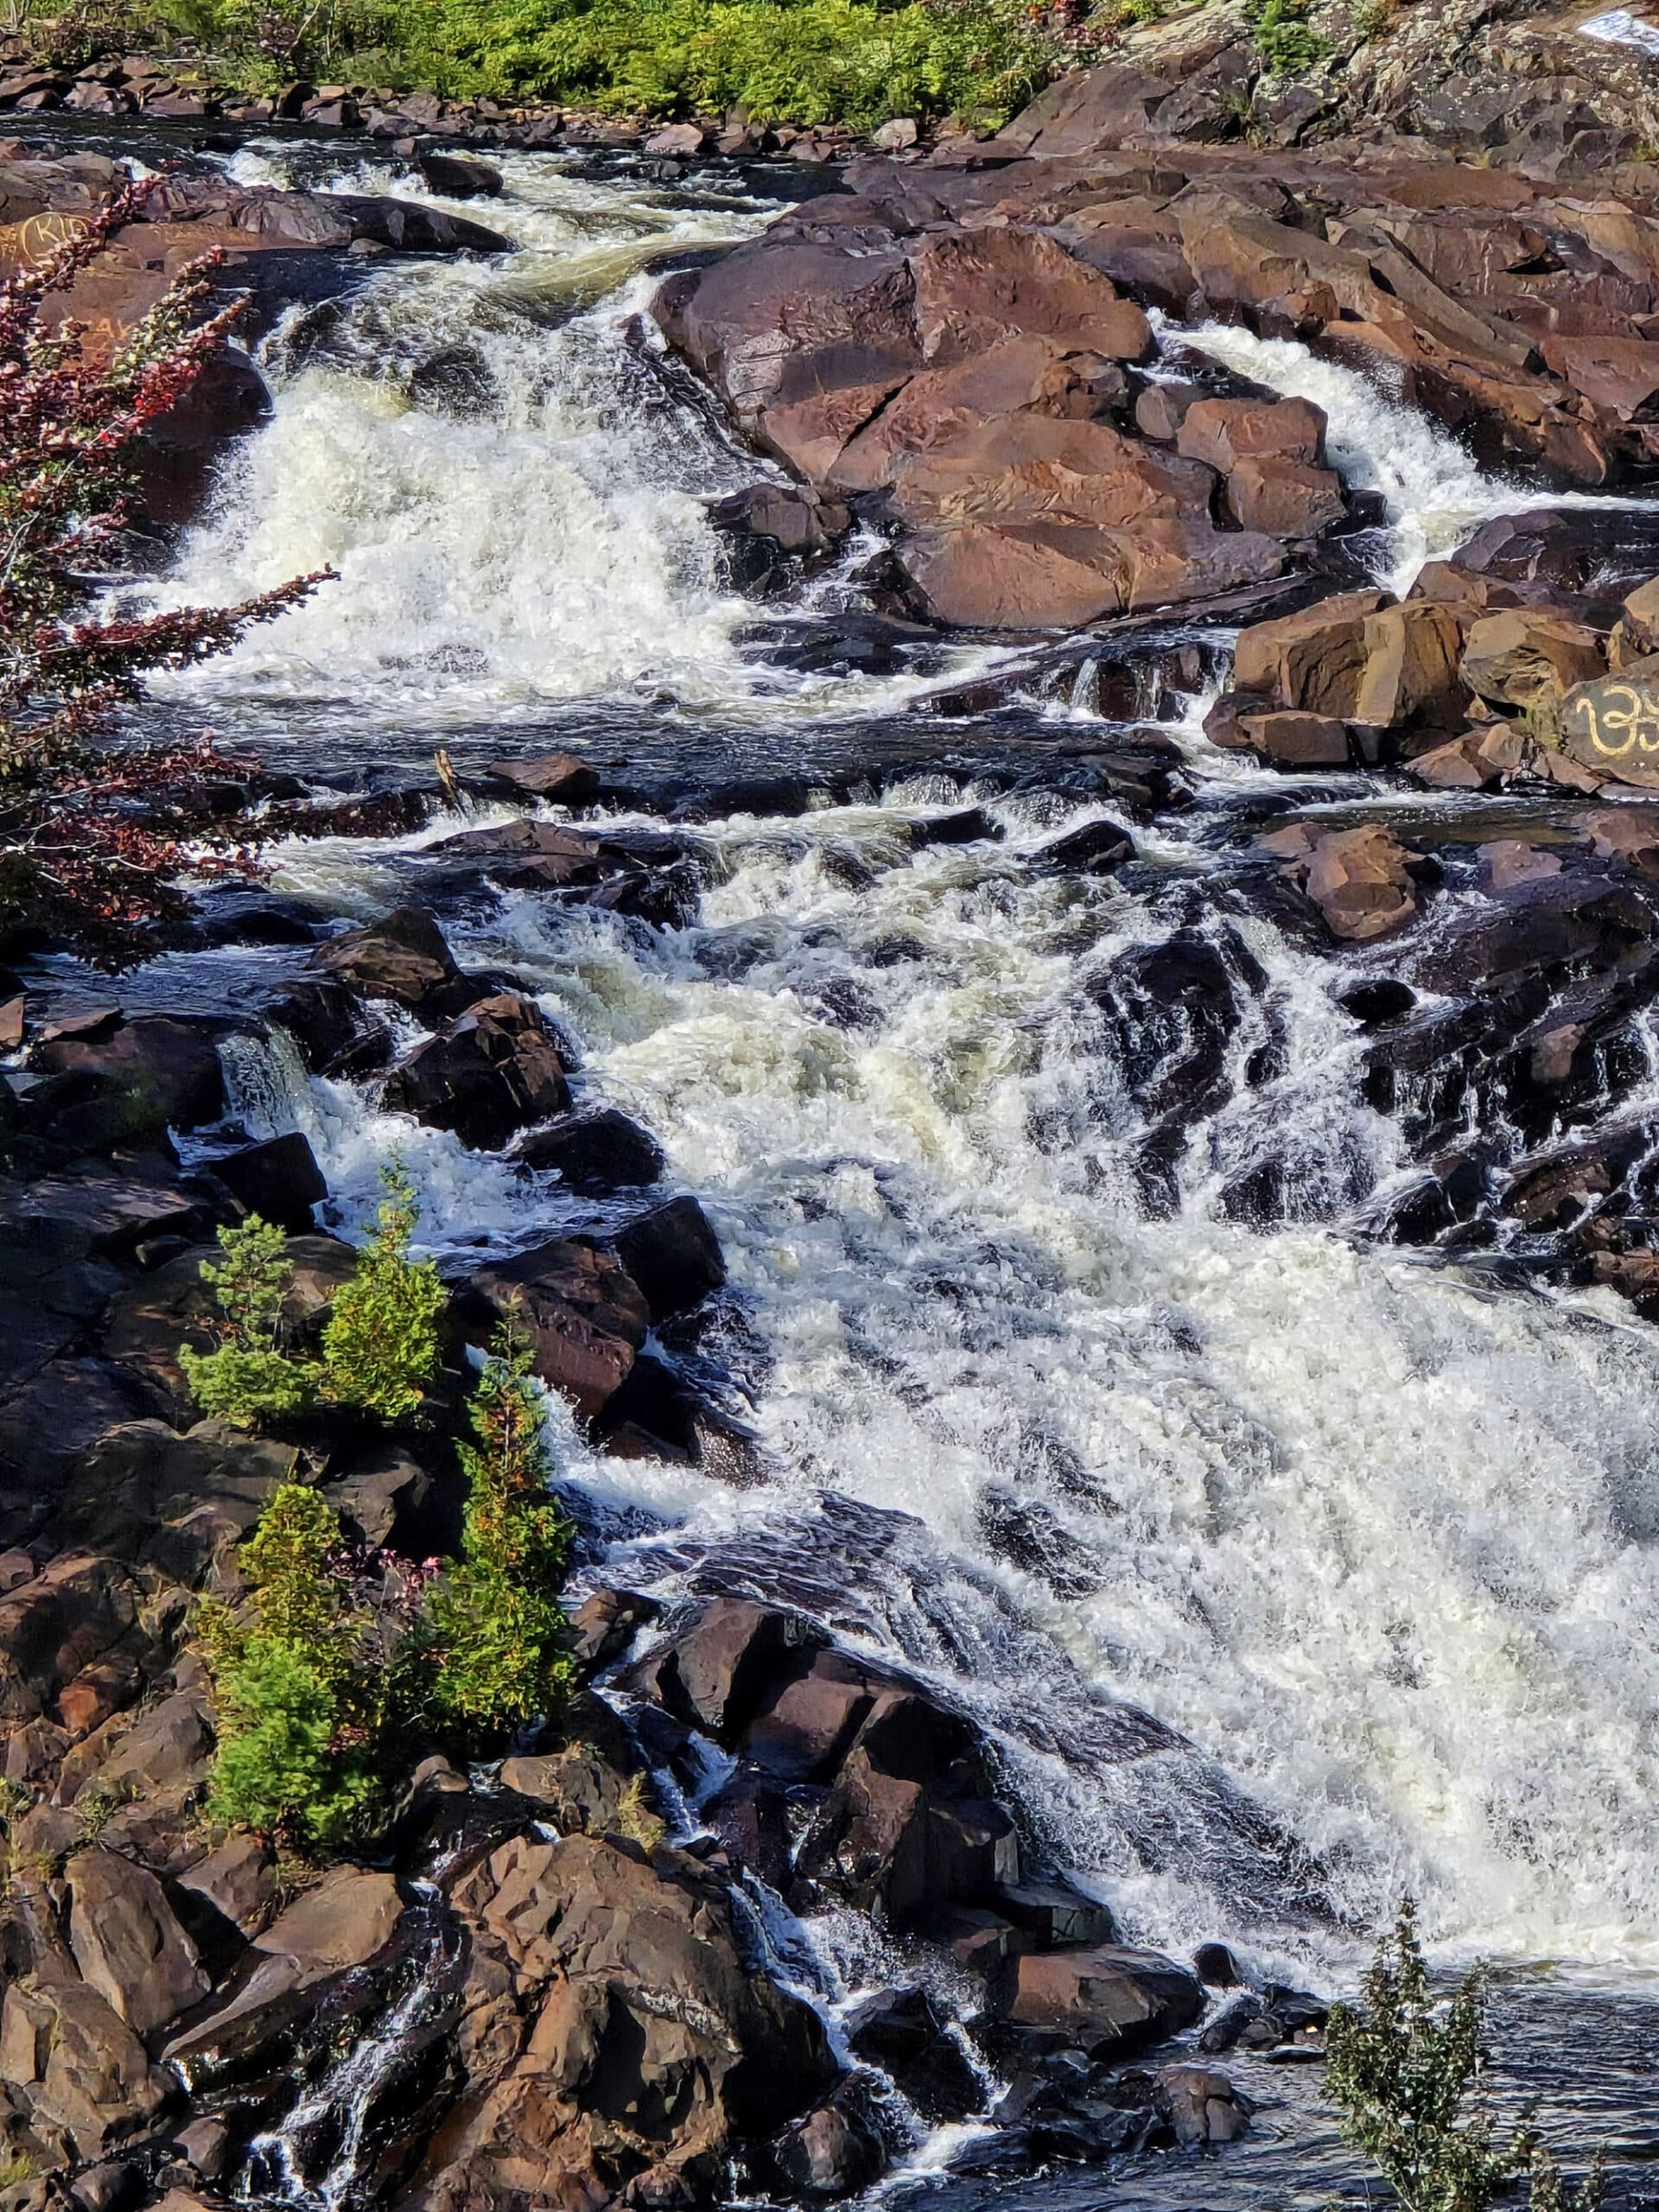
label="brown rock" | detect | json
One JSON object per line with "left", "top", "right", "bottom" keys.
{"left": 887, "top": 411, "right": 1214, "bottom": 532}
{"left": 642, "top": 122, "right": 707, "bottom": 158}
{"left": 383, "top": 992, "right": 572, "bottom": 1151}
{"left": 994, "top": 1943, "right": 1204, "bottom": 2053}
{"left": 1351, "top": 602, "right": 1465, "bottom": 731}
{"left": 311, "top": 904, "right": 458, "bottom": 1008}
{"left": 1480, "top": 839, "right": 1563, "bottom": 890}
{"left": 1175, "top": 394, "right": 1325, "bottom": 473}
{"left": 1155, "top": 2063, "right": 1249, "bottom": 2145}
{"left": 1, "top": 1980, "right": 170, "bottom": 2159}
{"left": 1620, "top": 575, "right": 1659, "bottom": 657}
{"left": 425, "top": 1833, "right": 837, "bottom": 2212}
{"left": 1459, "top": 609, "right": 1605, "bottom": 709}
{"left": 461, "top": 1238, "right": 650, "bottom": 1417}
{"left": 1559, "top": 658, "right": 1659, "bottom": 790}
{"left": 1541, "top": 334, "right": 1659, "bottom": 419}
{"left": 1233, "top": 589, "right": 1393, "bottom": 712}
{"left": 1304, "top": 824, "right": 1417, "bottom": 941}
{"left": 909, "top": 226, "right": 1151, "bottom": 365}
{"left": 66, "top": 1847, "right": 210, "bottom": 2034}
{"left": 1409, "top": 721, "right": 1529, "bottom": 789}
{"left": 26, "top": 1014, "right": 225, "bottom": 1149}
{"left": 828, "top": 335, "right": 1090, "bottom": 493}
{"left": 175, "top": 1833, "right": 277, "bottom": 1935}
{"left": 612, "top": 1195, "right": 726, "bottom": 1322}
{"left": 483, "top": 753, "right": 599, "bottom": 802}
{"left": 252, "top": 1864, "right": 403, "bottom": 1977}
{"left": 629, "top": 1597, "right": 824, "bottom": 1740}
{"left": 1224, "top": 454, "right": 1345, "bottom": 537}
{"left": 511, "top": 1108, "right": 664, "bottom": 1192}
{"left": 1236, "top": 710, "right": 1351, "bottom": 766}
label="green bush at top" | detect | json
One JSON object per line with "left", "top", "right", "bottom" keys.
{"left": 180, "top": 1164, "right": 443, "bottom": 1432}
{"left": 198, "top": 1484, "right": 411, "bottom": 1847}
{"left": 118, "top": 0, "right": 1057, "bottom": 130}
{"left": 179, "top": 1215, "right": 322, "bottom": 1428}
{"left": 1325, "top": 1898, "right": 1604, "bottom": 2212}
{"left": 321, "top": 1165, "right": 446, "bottom": 1423}
{"left": 429, "top": 1314, "right": 575, "bottom": 1747}
{"left": 1243, "top": 0, "right": 1327, "bottom": 73}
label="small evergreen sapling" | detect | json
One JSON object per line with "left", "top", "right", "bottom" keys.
{"left": 178, "top": 1214, "right": 321, "bottom": 1427}
{"left": 321, "top": 1164, "right": 446, "bottom": 1421}
{"left": 181, "top": 1166, "right": 445, "bottom": 1432}
{"left": 1325, "top": 1899, "right": 1605, "bottom": 2212}
{"left": 200, "top": 1483, "right": 436, "bottom": 1848}
{"left": 430, "top": 1313, "right": 575, "bottom": 1746}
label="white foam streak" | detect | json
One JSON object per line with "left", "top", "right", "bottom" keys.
{"left": 1163, "top": 315, "right": 1659, "bottom": 597}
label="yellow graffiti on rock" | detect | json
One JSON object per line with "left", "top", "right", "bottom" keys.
{"left": 1567, "top": 683, "right": 1659, "bottom": 758}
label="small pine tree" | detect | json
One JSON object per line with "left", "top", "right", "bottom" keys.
{"left": 321, "top": 1165, "right": 446, "bottom": 1422}
{"left": 1326, "top": 1901, "right": 1604, "bottom": 2212}
{"left": 179, "top": 1215, "right": 321, "bottom": 1427}
{"left": 201, "top": 1484, "right": 423, "bottom": 1849}
{"left": 1325, "top": 1899, "right": 1516, "bottom": 2212}
{"left": 430, "top": 1313, "right": 575, "bottom": 1746}
{"left": 1530, "top": 2147, "right": 1605, "bottom": 2212}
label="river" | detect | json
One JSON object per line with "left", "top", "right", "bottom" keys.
{"left": 40, "top": 120, "right": 1659, "bottom": 2209}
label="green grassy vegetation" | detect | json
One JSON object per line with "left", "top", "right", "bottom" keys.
{"left": 74, "top": 0, "right": 1060, "bottom": 130}
{"left": 198, "top": 1322, "right": 576, "bottom": 1849}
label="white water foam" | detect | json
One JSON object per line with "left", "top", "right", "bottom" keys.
{"left": 168, "top": 152, "right": 1659, "bottom": 1977}
{"left": 262, "top": 785, "right": 1659, "bottom": 1976}
{"left": 149, "top": 147, "right": 1011, "bottom": 727}
{"left": 1164, "top": 316, "right": 1659, "bottom": 597}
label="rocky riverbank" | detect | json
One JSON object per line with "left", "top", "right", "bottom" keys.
{"left": 7, "top": 60, "right": 1659, "bottom": 2212}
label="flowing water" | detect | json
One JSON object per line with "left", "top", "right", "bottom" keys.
{"left": 73, "top": 123, "right": 1659, "bottom": 2208}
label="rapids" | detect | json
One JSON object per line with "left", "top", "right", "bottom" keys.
{"left": 105, "top": 122, "right": 1659, "bottom": 2206}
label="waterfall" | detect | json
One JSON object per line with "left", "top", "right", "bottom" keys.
{"left": 153, "top": 143, "right": 1659, "bottom": 1982}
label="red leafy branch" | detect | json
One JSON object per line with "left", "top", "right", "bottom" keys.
{"left": 0, "top": 175, "right": 334, "bottom": 966}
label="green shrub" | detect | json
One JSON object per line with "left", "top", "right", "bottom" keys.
{"left": 207, "top": 1633, "right": 383, "bottom": 1849}
{"left": 146, "top": 0, "right": 1055, "bottom": 127}
{"left": 1243, "top": 0, "right": 1326, "bottom": 71}
{"left": 1326, "top": 1899, "right": 1604, "bottom": 2212}
{"left": 200, "top": 1484, "right": 410, "bottom": 1848}
{"left": 179, "top": 1215, "right": 321, "bottom": 1428}
{"left": 181, "top": 1168, "right": 444, "bottom": 1432}
{"left": 430, "top": 1316, "right": 575, "bottom": 1747}
{"left": 321, "top": 1165, "right": 446, "bottom": 1423}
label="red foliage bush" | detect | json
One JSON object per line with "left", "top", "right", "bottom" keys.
{"left": 0, "top": 175, "right": 331, "bottom": 964}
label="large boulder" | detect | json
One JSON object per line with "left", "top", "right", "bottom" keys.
{"left": 1558, "top": 658, "right": 1659, "bottom": 790}
{"left": 65, "top": 1849, "right": 209, "bottom": 2034}
{"left": 311, "top": 906, "right": 459, "bottom": 1009}
{"left": 419, "top": 1833, "right": 840, "bottom": 2212}
{"left": 382, "top": 993, "right": 573, "bottom": 1151}
{"left": 512, "top": 1108, "right": 665, "bottom": 1192}
{"left": 1459, "top": 608, "right": 1606, "bottom": 710}
{"left": 25, "top": 1014, "right": 225, "bottom": 1151}
{"left": 0, "top": 1978, "right": 172, "bottom": 2162}
{"left": 991, "top": 1943, "right": 1205, "bottom": 2056}
{"left": 459, "top": 1239, "right": 650, "bottom": 1418}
